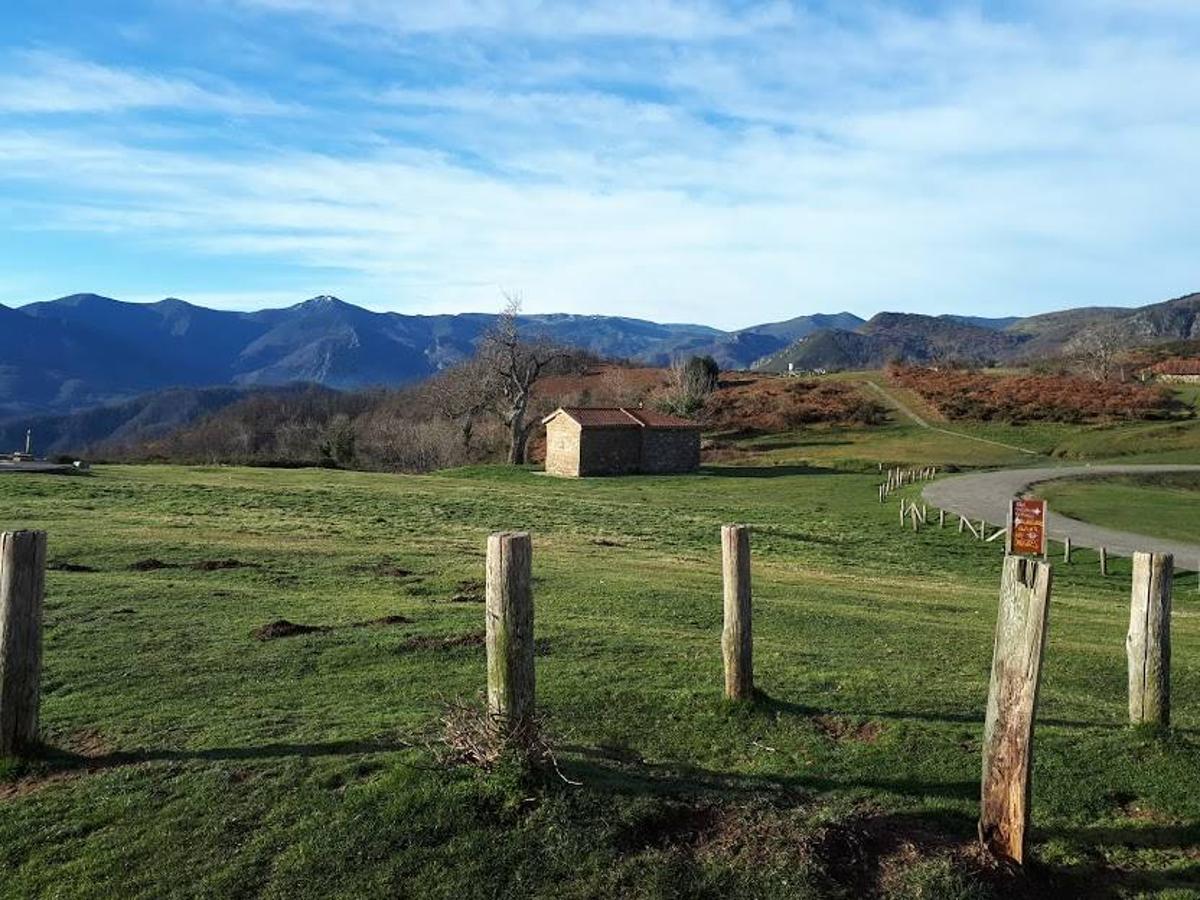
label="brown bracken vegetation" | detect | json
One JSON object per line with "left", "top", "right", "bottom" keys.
{"left": 887, "top": 365, "right": 1179, "bottom": 423}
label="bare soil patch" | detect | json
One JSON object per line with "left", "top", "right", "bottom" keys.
{"left": 253, "top": 620, "right": 329, "bottom": 641}
{"left": 130, "top": 558, "right": 175, "bottom": 571}
{"left": 447, "top": 579, "right": 484, "bottom": 603}
{"left": 47, "top": 560, "right": 96, "bottom": 573}
{"left": 398, "top": 631, "right": 485, "bottom": 652}
{"left": 812, "top": 714, "right": 885, "bottom": 743}
{"left": 192, "top": 558, "right": 258, "bottom": 571}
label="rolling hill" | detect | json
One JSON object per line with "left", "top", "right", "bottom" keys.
{"left": 2, "top": 290, "right": 1198, "bottom": 423}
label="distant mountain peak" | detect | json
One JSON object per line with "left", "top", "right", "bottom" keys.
{"left": 299, "top": 294, "right": 347, "bottom": 308}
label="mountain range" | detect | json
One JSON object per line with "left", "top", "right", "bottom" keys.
{"left": 2, "top": 289, "right": 1198, "bottom": 433}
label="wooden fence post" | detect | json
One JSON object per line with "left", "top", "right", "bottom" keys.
{"left": 979, "top": 555, "right": 1053, "bottom": 865}
{"left": 939, "top": 508, "right": 946, "bottom": 529}
{"left": 1100, "top": 547, "right": 1108, "bottom": 576}
{"left": 0, "top": 530, "right": 47, "bottom": 757}
{"left": 485, "top": 531, "right": 535, "bottom": 738}
{"left": 1127, "top": 552, "right": 1172, "bottom": 727}
{"left": 721, "top": 524, "right": 753, "bottom": 701}
{"left": 1063, "top": 536, "right": 1071, "bottom": 563}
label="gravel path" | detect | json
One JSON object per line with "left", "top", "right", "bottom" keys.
{"left": 922, "top": 464, "right": 1200, "bottom": 563}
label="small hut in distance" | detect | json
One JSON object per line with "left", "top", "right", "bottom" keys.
{"left": 541, "top": 407, "right": 701, "bottom": 477}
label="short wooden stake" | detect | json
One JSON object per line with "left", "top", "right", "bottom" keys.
{"left": 938, "top": 508, "right": 946, "bottom": 528}
{"left": 1063, "top": 536, "right": 1071, "bottom": 563}
{"left": 721, "top": 524, "right": 753, "bottom": 701}
{"left": 485, "top": 531, "right": 535, "bottom": 738}
{"left": 898, "top": 499, "right": 907, "bottom": 526}
{"left": 1127, "top": 552, "right": 1172, "bottom": 727}
{"left": 979, "top": 555, "right": 1053, "bottom": 865}
{"left": 958, "top": 516, "right": 966, "bottom": 534}
{"left": 0, "top": 530, "right": 47, "bottom": 757}
{"left": 978, "top": 519, "right": 986, "bottom": 541}
{"left": 1100, "top": 546, "right": 1108, "bottom": 576}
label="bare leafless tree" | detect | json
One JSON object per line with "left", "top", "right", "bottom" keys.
{"left": 1071, "top": 323, "right": 1126, "bottom": 381}
{"left": 478, "top": 292, "right": 570, "bottom": 465}
{"left": 426, "top": 356, "right": 497, "bottom": 453}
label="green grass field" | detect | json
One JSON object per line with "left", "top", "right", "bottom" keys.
{"left": 1, "top": 452, "right": 1198, "bottom": 898}
{"left": 1040, "top": 472, "right": 1200, "bottom": 546}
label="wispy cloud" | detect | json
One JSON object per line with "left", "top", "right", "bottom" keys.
{"left": 1, "top": 3, "right": 1197, "bottom": 323}
{"left": 0, "top": 50, "right": 294, "bottom": 115}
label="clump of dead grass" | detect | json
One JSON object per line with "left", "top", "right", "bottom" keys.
{"left": 433, "top": 696, "right": 578, "bottom": 784}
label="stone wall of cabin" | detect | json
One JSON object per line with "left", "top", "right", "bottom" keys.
{"left": 544, "top": 417, "right": 582, "bottom": 477}
{"left": 639, "top": 428, "right": 701, "bottom": 474}
{"left": 578, "top": 427, "right": 642, "bottom": 475}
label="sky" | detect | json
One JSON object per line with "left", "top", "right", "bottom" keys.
{"left": 1, "top": 0, "right": 1197, "bottom": 329}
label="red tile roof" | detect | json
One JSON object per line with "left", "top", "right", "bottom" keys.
{"left": 1151, "top": 358, "right": 1200, "bottom": 376}
{"left": 623, "top": 408, "right": 703, "bottom": 429}
{"left": 544, "top": 407, "right": 701, "bottom": 429}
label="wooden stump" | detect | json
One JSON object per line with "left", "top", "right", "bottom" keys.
{"left": 721, "top": 525, "right": 753, "bottom": 701}
{"left": 0, "top": 530, "right": 47, "bottom": 756}
{"left": 979, "top": 555, "right": 1053, "bottom": 866}
{"left": 485, "top": 532, "right": 535, "bottom": 738}
{"left": 1127, "top": 552, "right": 1172, "bottom": 727}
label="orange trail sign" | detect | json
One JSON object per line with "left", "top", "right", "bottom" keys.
{"left": 1009, "top": 498, "right": 1047, "bottom": 557}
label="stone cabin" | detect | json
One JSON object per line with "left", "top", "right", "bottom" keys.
{"left": 541, "top": 407, "right": 701, "bottom": 477}
{"left": 1148, "top": 359, "right": 1200, "bottom": 384}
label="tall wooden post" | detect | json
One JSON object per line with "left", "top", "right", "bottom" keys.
{"left": 0, "top": 531, "right": 47, "bottom": 756}
{"left": 721, "top": 525, "right": 753, "bottom": 701}
{"left": 485, "top": 531, "right": 535, "bottom": 738}
{"left": 1127, "top": 552, "right": 1172, "bottom": 727}
{"left": 979, "top": 555, "right": 1053, "bottom": 865}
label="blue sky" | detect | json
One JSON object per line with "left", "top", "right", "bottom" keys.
{"left": 1, "top": 1, "right": 1197, "bottom": 328}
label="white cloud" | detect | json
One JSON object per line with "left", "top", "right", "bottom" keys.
{"left": 2, "top": 4, "right": 1198, "bottom": 325}
{"left": 0, "top": 51, "right": 293, "bottom": 115}
{"left": 235, "top": 0, "right": 796, "bottom": 40}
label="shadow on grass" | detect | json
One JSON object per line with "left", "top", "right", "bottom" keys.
{"left": 698, "top": 464, "right": 843, "bottom": 478}
{"left": 750, "top": 691, "right": 1142, "bottom": 734}
{"left": 32, "top": 736, "right": 413, "bottom": 775}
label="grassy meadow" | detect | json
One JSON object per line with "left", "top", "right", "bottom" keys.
{"left": 1, "top": 421, "right": 1199, "bottom": 898}
{"left": 1040, "top": 472, "right": 1200, "bottom": 546}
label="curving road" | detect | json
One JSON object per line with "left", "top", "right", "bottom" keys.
{"left": 922, "top": 465, "right": 1200, "bottom": 564}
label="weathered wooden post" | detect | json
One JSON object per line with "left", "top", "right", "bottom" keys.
{"left": 1063, "top": 536, "right": 1071, "bottom": 563}
{"left": 979, "top": 555, "right": 1053, "bottom": 865}
{"left": 1100, "top": 547, "right": 1108, "bottom": 576}
{"left": 0, "top": 530, "right": 47, "bottom": 757}
{"left": 721, "top": 524, "right": 753, "bottom": 701}
{"left": 1127, "top": 552, "right": 1172, "bottom": 727}
{"left": 938, "top": 508, "right": 946, "bottom": 528}
{"left": 899, "top": 498, "right": 907, "bottom": 527}
{"left": 978, "top": 519, "right": 986, "bottom": 541}
{"left": 485, "top": 531, "right": 535, "bottom": 739}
